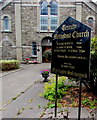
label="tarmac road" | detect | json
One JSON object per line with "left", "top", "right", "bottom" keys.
{"left": 2, "top": 63, "right": 51, "bottom": 105}
{"left": 1, "top": 63, "right": 50, "bottom": 118}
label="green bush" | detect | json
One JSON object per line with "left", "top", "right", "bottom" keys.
{"left": 42, "top": 49, "right": 52, "bottom": 62}
{"left": 90, "top": 36, "right": 97, "bottom": 94}
{"left": 91, "top": 36, "right": 97, "bottom": 76}
{"left": 82, "top": 98, "right": 97, "bottom": 109}
{"left": 0, "top": 60, "right": 20, "bottom": 71}
{"left": 42, "top": 76, "right": 73, "bottom": 102}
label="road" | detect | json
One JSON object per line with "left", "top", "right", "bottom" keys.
{"left": 2, "top": 63, "right": 50, "bottom": 104}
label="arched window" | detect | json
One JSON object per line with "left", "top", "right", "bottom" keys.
{"left": 32, "top": 42, "right": 37, "bottom": 55}
{"left": 50, "top": 1, "right": 58, "bottom": 15}
{"left": 88, "top": 17, "right": 94, "bottom": 24}
{"left": 3, "top": 16, "right": 9, "bottom": 30}
{"left": 1, "top": 15, "right": 11, "bottom": 32}
{"left": 40, "top": 0, "right": 58, "bottom": 31}
{"left": 40, "top": 1, "right": 48, "bottom": 31}
{"left": 86, "top": 16, "right": 95, "bottom": 36}
{"left": 41, "top": 1, "right": 48, "bottom": 15}
{"left": 50, "top": 1, "right": 58, "bottom": 31}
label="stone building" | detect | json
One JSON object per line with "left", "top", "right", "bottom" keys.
{"left": 0, "top": 0, "right": 97, "bottom": 63}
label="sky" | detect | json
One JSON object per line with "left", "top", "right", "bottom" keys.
{"left": 92, "top": 0, "right": 97, "bottom": 2}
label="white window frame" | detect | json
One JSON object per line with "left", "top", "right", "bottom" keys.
{"left": 86, "top": 16, "right": 95, "bottom": 22}
{"left": 40, "top": 15, "right": 48, "bottom": 32}
{"left": 1, "top": 14, "right": 11, "bottom": 32}
{"left": 39, "top": 0, "right": 58, "bottom": 32}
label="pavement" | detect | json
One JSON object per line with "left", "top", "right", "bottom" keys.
{"left": 0, "top": 63, "right": 97, "bottom": 119}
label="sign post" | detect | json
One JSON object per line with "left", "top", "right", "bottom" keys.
{"left": 78, "top": 80, "right": 82, "bottom": 120}
{"left": 51, "top": 16, "right": 91, "bottom": 119}
{"left": 55, "top": 72, "right": 58, "bottom": 117}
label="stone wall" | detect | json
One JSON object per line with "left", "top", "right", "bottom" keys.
{"left": 1, "top": 3, "right": 16, "bottom": 45}
{"left": 21, "top": 6, "right": 37, "bottom": 46}
{"left": 1, "top": 3, "right": 16, "bottom": 59}
{"left": 59, "top": 7, "right": 76, "bottom": 24}
{"left": 1, "top": 1, "right": 97, "bottom": 61}
{"left": 82, "top": 3, "right": 97, "bottom": 36}
{"left": 21, "top": 5, "right": 52, "bottom": 60}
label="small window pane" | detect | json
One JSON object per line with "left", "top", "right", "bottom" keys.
{"left": 50, "top": 16, "right": 58, "bottom": 31}
{"left": 41, "top": 1, "right": 48, "bottom": 15}
{"left": 3, "top": 16, "right": 9, "bottom": 30}
{"left": 50, "top": 2, "right": 58, "bottom": 15}
{"left": 32, "top": 42, "right": 37, "bottom": 55}
{"left": 41, "top": 16, "right": 48, "bottom": 30}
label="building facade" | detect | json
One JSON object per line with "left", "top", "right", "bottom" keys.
{"left": 0, "top": 0, "right": 97, "bottom": 63}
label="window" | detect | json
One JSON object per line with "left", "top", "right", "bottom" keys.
{"left": 50, "top": 16, "right": 58, "bottom": 31}
{"left": 40, "top": 1, "right": 48, "bottom": 31}
{"left": 88, "top": 17, "right": 94, "bottom": 24}
{"left": 50, "top": 1, "right": 58, "bottom": 31}
{"left": 32, "top": 42, "right": 37, "bottom": 55}
{"left": 41, "top": 16, "right": 48, "bottom": 30}
{"left": 3, "top": 16, "right": 9, "bottom": 31}
{"left": 40, "top": 0, "right": 58, "bottom": 32}
{"left": 41, "top": 1, "right": 48, "bottom": 15}
{"left": 50, "top": 1, "right": 58, "bottom": 15}
{"left": 1, "top": 15, "right": 11, "bottom": 32}
{"left": 86, "top": 16, "right": 95, "bottom": 36}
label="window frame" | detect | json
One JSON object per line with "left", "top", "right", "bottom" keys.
{"left": 1, "top": 14, "right": 11, "bottom": 32}
{"left": 86, "top": 16, "right": 95, "bottom": 24}
{"left": 86, "top": 16, "right": 95, "bottom": 35}
{"left": 3, "top": 16, "right": 9, "bottom": 31}
{"left": 39, "top": 0, "right": 58, "bottom": 32}
{"left": 50, "top": 1, "right": 58, "bottom": 32}
{"left": 32, "top": 42, "right": 37, "bottom": 56}
{"left": 50, "top": 15, "right": 58, "bottom": 31}
{"left": 40, "top": 15, "right": 48, "bottom": 32}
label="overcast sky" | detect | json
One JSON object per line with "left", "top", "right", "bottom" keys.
{"left": 92, "top": 0, "right": 97, "bottom": 2}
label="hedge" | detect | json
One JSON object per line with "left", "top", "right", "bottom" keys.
{"left": 0, "top": 60, "right": 20, "bottom": 71}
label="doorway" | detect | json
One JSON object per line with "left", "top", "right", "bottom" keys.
{"left": 41, "top": 37, "right": 52, "bottom": 63}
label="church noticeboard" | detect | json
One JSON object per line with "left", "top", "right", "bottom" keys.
{"left": 51, "top": 17, "right": 91, "bottom": 80}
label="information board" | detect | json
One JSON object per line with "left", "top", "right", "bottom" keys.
{"left": 51, "top": 17, "right": 91, "bottom": 80}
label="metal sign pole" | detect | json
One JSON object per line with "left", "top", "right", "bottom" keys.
{"left": 78, "top": 80, "right": 82, "bottom": 120}
{"left": 55, "top": 72, "right": 58, "bottom": 117}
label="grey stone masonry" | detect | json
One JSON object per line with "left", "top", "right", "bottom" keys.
{"left": 0, "top": 0, "right": 97, "bottom": 61}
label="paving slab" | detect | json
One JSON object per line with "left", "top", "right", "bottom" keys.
{"left": 2, "top": 81, "right": 48, "bottom": 118}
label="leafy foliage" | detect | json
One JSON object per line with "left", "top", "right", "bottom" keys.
{"left": 42, "top": 75, "right": 97, "bottom": 109}
{"left": 82, "top": 98, "right": 97, "bottom": 109}
{"left": 90, "top": 36, "right": 97, "bottom": 94}
{"left": 91, "top": 36, "right": 97, "bottom": 76}
{"left": 42, "top": 49, "right": 52, "bottom": 62}
{"left": 42, "top": 76, "right": 73, "bottom": 102}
